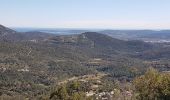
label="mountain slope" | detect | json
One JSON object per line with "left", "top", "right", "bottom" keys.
{"left": 48, "top": 32, "right": 154, "bottom": 53}
{"left": 0, "top": 25, "right": 169, "bottom": 98}
{"left": 0, "top": 25, "right": 23, "bottom": 41}
{"left": 0, "top": 25, "right": 16, "bottom": 35}
{"left": 0, "top": 25, "right": 55, "bottom": 42}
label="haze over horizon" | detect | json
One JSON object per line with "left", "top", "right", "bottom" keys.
{"left": 1, "top": 0, "right": 170, "bottom": 29}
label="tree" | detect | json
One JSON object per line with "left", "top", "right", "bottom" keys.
{"left": 133, "top": 68, "right": 170, "bottom": 100}
{"left": 50, "top": 85, "right": 69, "bottom": 100}
{"left": 67, "top": 81, "right": 81, "bottom": 95}
{"left": 69, "top": 92, "right": 86, "bottom": 100}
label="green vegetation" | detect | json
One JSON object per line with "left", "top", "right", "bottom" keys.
{"left": 47, "top": 68, "right": 170, "bottom": 100}
{"left": 50, "top": 81, "right": 86, "bottom": 100}
{"left": 133, "top": 68, "right": 170, "bottom": 100}
{"left": 1, "top": 25, "right": 170, "bottom": 99}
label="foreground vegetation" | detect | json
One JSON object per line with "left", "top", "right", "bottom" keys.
{"left": 133, "top": 68, "right": 170, "bottom": 100}
{"left": 40, "top": 68, "right": 170, "bottom": 100}
{"left": 2, "top": 67, "right": 170, "bottom": 100}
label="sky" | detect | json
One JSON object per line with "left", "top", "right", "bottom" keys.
{"left": 0, "top": 0, "right": 170, "bottom": 29}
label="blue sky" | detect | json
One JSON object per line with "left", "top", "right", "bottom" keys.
{"left": 0, "top": 0, "right": 170, "bottom": 29}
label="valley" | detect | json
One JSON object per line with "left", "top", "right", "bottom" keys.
{"left": 0, "top": 25, "right": 170, "bottom": 99}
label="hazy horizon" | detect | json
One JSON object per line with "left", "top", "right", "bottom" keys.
{"left": 1, "top": 0, "right": 170, "bottom": 29}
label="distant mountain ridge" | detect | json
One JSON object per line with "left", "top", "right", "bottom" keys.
{"left": 100, "top": 30, "right": 170, "bottom": 42}
{"left": 11, "top": 26, "right": 170, "bottom": 43}
{"left": 0, "top": 25, "right": 54, "bottom": 42}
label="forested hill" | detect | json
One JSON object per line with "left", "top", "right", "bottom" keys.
{"left": 1, "top": 24, "right": 170, "bottom": 99}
